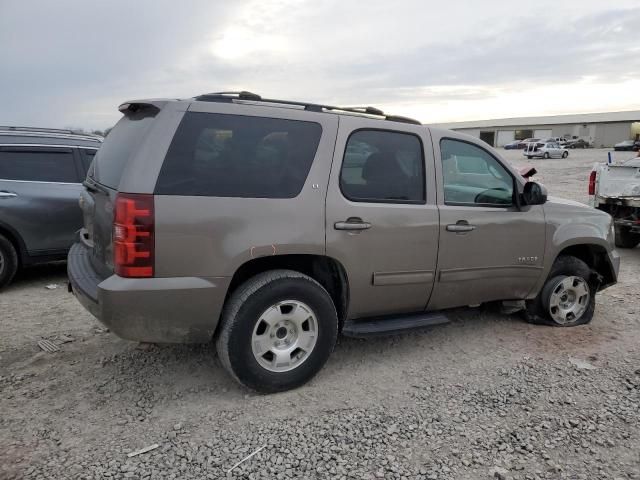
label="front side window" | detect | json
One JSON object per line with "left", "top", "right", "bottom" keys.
{"left": 156, "top": 112, "right": 322, "bottom": 198}
{"left": 440, "top": 139, "right": 513, "bottom": 206}
{"left": 0, "top": 147, "right": 78, "bottom": 183}
{"left": 340, "top": 129, "right": 425, "bottom": 203}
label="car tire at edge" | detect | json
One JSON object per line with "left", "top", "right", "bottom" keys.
{"left": 0, "top": 234, "right": 19, "bottom": 290}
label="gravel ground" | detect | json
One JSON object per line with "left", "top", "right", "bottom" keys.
{"left": 1, "top": 148, "right": 639, "bottom": 480}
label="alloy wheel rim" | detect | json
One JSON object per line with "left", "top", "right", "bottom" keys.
{"left": 251, "top": 300, "right": 318, "bottom": 372}
{"left": 548, "top": 276, "right": 590, "bottom": 324}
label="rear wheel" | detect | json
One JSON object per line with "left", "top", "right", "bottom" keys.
{"left": 0, "top": 234, "right": 19, "bottom": 290}
{"left": 216, "top": 270, "right": 338, "bottom": 393}
{"left": 615, "top": 225, "right": 640, "bottom": 249}
{"left": 524, "top": 256, "right": 596, "bottom": 327}
{"left": 527, "top": 156, "right": 533, "bottom": 159}
{"left": 543, "top": 152, "right": 550, "bottom": 159}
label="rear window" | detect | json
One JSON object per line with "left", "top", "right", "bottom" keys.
{"left": 0, "top": 147, "right": 79, "bottom": 183}
{"left": 155, "top": 112, "right": 322, "bottom": 198}
{"left": 92, "top": 113, "right": 155, "bottom": 188}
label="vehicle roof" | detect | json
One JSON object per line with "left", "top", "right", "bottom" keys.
{"left": 119, "top": 91, "right": 423, "bottom": 127}
{"left": 0, "top": 126, "right": 103, "bottom": 147}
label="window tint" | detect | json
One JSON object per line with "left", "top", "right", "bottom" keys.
{"left": 340, "top": 130, "right": 425, "bottom": 203}
{"left": 93, "top": 113, "right": 155, "bottom": 188}
{"left": 440, "top": 139, "right": 513, "bottom": 206}
{"left": 0, "top": 147, "right": 78, "bottom": 183}
{"left": 156, "top": 112, "right": 322, "bottom": 198}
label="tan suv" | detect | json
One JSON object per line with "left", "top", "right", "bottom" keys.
{"left": 68, "top": 91, "right": 619, "bottom": 392}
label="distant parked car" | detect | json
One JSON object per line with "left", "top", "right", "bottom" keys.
{"left": 614, "top": 140, "right": 640, "bottom": 151}
{"left": 503, "top": 140, "right": 524, "bottom": 150}
{"left": 0, "top": 126, "right": 102, "bottom": 289}
{"left": 523, "top": 142, "right": 569, "bottom": 159}
{"left": 564, "top": 138, "right": 591, "bottom": 149}
{"left": 542, "top": 137, "right": 567, "bottom": 144}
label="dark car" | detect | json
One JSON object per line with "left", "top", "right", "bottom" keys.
{"left": 614, "top": 140, "right": 640, "bottom": 151}
{"left": 503, "top": 140, "right": 525, "bottom": 150}
{"left": 0, "top": 126, "right": 102, "bottom": 289}
{"left": 565, "top": 139, "right": 591, "bottom": 149}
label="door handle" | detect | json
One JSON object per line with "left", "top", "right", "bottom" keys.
{"left": 334, "top": 217, "right": 372, "bottom": 231}
{"left": 446, "top": 221, "right": 476, "bottom": 233}
{"left": 0, "top": 191, "right": 17, "bottom": 199}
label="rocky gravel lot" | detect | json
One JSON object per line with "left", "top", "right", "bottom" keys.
{"left": 1, "top": 149, "right": 639, "bottom": 479}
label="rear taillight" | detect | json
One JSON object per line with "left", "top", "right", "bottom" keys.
{"left": 113, "top": 193, "right": 154, "bottom": 278}
{"left": 588, "top": 171, "right": 597, "bottom": 196}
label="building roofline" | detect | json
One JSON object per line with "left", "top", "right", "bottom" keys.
{"left": 430, "top": 110, "right": 640, "bottom": 130}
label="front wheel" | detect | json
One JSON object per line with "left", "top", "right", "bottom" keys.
{"left": 524, "top": 256, "right": 596, "bottom": 326}
{"left": 216, "top": 270, "right": 338, "bottom": 393}
{"left": 543, "top": 152, "right": 550, "bottom": 159}
{"left": 615, "top": 225, "right": 640, "bottom": 249}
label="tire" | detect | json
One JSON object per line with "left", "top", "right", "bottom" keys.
{"left": 527, "top": 156, "right": 533, "bottom": 159}
{"left": 0, "top": 234, "right": 19, "bottom": 290}
{"left": 216, "top": 269, "right": 338, "bottom": 393}
{"left": 615, "top": 225, "right": 640, "bottom": 249}
{"left": 543, "top": 152, "right": 550, "bottom": 159}
{"left": 562, "top": 151, "right": 568, "bottom": 158}
{"left": 524, "top": 256, "right": 596, "bottom": 327}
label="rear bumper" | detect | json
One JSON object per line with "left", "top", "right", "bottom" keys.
{"left": 67, "top": 243, "right": 230, "bottom": 343}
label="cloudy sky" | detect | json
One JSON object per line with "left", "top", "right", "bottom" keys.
{"left": 1, "top": 0, "right": 639, "bottom": 130}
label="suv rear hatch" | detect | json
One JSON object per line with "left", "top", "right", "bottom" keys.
{"left": 80, "top": 103, "right": 160, "bottom": 278}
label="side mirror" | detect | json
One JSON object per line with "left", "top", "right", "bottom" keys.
{"left": 522, "top": 181, "right": 547, "bottom": 205}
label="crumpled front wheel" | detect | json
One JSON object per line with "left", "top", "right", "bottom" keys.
{"left": 524, "top": 255, "right": 596, "bottom": 327}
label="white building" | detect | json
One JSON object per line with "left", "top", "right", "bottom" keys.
{"left": 432, "top": 110, "right": 640, "bottom": 148}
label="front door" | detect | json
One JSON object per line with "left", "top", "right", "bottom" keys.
{"left": 325, "top": 117, "right": 439, "bottom": 319}
{"left": 427, "top": 135, "right": 546, "bottom": 310}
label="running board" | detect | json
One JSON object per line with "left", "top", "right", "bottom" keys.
{"left": 342, "top": 312, "right": 449, "bottom": 338}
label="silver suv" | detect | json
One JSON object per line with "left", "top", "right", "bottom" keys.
{"left": 0, "top": 126, "right": 101, "bottom": 289}
{"left": 68, "top": 92, "right": 619, "bottom": 392}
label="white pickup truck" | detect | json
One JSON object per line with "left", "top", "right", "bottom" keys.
{"left": 590, "top": 156, "right": 640, "bottom": 248}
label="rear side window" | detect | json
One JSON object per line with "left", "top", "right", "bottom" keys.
{"left": 80, "top": 148, "right": 97, "bottom": 176}
{"left": 155, "top": 112, "right": 322, "bottom": 198}
{"left": 0, "top": 147, "right": 79, "bottom": 183}
{"left": 340, "top": 129, "right": 425, "bottom": 203}
{"left": 92, "top": 113, "right": 155, "bottom": 188}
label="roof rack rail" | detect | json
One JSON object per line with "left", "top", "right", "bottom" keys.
{"left": 0, "top": 126, "right": 78, "bottom": 135}
{"left": 193, "top": 92, "right": 422, "bottom": 125}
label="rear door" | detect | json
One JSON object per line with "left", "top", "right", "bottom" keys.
{"left": 325, "top": 117, "right": 438, "bottom": 319}
{"left": 0, "top": 145, "right": 83, "bottom": 253}
{"left": 427, "top": 134, "right": 546, "bottom": 310}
